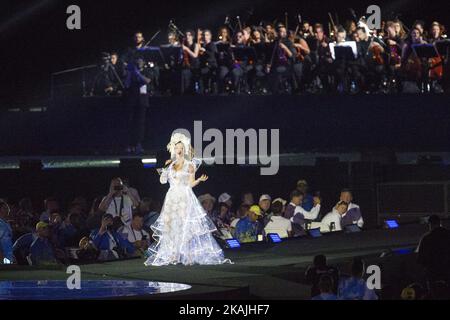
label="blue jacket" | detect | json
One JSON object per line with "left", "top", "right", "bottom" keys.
{"left": 30, "top": 237, "right": 56, "bottom": 265}
{"left": 302, "top": 194, "right": 314, "bottom": 212}
{"left": 13, "top": 232, "right": 37, "bottom": 257}
{"left": 0, "top": 218, "right": 13, "bottom": 262}
{"left": 90, "top": 228, "right": 135, "bottom": 255}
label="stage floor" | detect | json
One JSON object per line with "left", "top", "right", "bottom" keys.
{"left": 0, "top": 224, "right": 426, "bottom": 300}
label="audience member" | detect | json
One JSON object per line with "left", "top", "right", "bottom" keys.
{"left": 311, "top": 275, "right": 338, "bottom": 300}
{"left": 235, "top": 205, "right": 260, "bottom": 243}
{"left": 0, "top": 199, "right": 13, "bottom": 264}
{"left": 264, "top": 200, "right": 292, "bottom": 238}
{"left": 338, "top": 257, "right": 378, "bottom": 300}
{"left": 305, "top": 254, "right": 339, "bottom": 297}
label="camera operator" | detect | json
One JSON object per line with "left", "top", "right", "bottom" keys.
{"left": 98, "top": 178, "right": 140, "bottom": 226}
{"left": 90, "top": 213, "right": 135, "bottom": 261}
{"left": 90, "top": 52, "right": 125, "bottom": 96}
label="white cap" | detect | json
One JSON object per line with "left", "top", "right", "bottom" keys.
{"left": 272, "top": 197, "right": 287, "bottom": 206}
{"left": 259, "top": 194, "right": 271, "bottom": 202}
{"left": 218, "top": 192, "right": 231, "bottom": 203}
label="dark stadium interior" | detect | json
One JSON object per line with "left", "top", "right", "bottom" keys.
{"left": 1, "top": 0, "right": 450, "bottom": 302}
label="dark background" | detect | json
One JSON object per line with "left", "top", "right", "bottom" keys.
{"left": 0, "top": 0, "right": 449, "bottom": 106}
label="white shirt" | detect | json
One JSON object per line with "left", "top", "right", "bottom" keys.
{"left": 291, "top": 204, "right": 321, "bottom": 221}
{"left": 230, "top": 218, "right": 240, "bottom": 229}
{"left": 106, "top": 195, "right": 133, "bottom": 225}
{"left": 264, "top": 216, "right": 292, "bottom": 238}
{"left": 118, "top": 224, "right": 150, "bottom": 243}
{"left": 341, "top": 202, "right": 364, "bottom": 228}
{"left": 320, "top": 210, "right": 342, "bottom": 232}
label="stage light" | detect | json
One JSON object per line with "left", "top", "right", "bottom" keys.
{"left": 267, "top": 233, "right": 282, "bottom": 243}
{"left": 141, "top": 158, "right": 157, "bottom": 164}
{"left": 308, "top": 228, "right": 322, "bottom": 238}
{"left": 225, "top": 238, "right": 240, "bottom": 248}
{"left": 344, "top": 224, "right": 361, "bottom": 233}
{"left": 384, "top": 219, "right": 399, "bottom": 229}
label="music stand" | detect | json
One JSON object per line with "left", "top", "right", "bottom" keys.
{"left": 412, "top": 43, "right": 439, "bottom": 60}
{"left": 232, "top": 46, "right": 257, "bottom": 63}
{"left": 137, "top": 46, "right": 165, "bottom": 66}
{"left": 253, "top": 42, "right": 274, "bottom": 63}
{"left": 435, "top": 39, "right": 450, "bottom": 60}
{"left": 160, "top": 45, "right": 183, "bottom": 67}
{"left": 330, "top": 41, "right": 357, "bottom": 60}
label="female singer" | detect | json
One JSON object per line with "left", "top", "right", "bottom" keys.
{"left": 144, "top": 132, "right": 231, "bottom": 266}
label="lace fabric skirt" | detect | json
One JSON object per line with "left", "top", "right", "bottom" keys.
{"left": 144, "top": 185, "right": 231, "bottom": 266}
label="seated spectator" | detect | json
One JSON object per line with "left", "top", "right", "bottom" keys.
{"left": 13, "top": 198, "right": 36, "bottom": 234}
{"left": 13, "top": 231, "right": 37, "bottom": 265}
{"left": 75, "top": 236, "right": 99, "bottom": 263}
{"left": 241, "top": 191, "right": 254, "bottom": 206}
{"left": 0, "top": 199, "right": 13, "bottom": 264}
{"left": 296, "top": 179, "right": 314, "bottom": 211}
{"left": 417, "top": 214, "right": 450, "bottom": 297}
{"left": 285, "top": 190, "right": 321, "bottom": 237}
{"left": 39, "top": 197, "right": 60, "bottom": 222}
{"left": 305, "top": 254, "right": 339, "bottom": 297}
{"left": 98, "top": 178, "right": 140, "bottom": 226}
{"left": 339, "top": 189, "right": 364, "bottom": 228}
{"left": 317, "top": 201, "right": 348, "bottom": 232}
{"left": 264, "top": 200, "right": 292, "bottom": 238}
{"left": 198, "top": 193, "right": 216, "bottom": 216}
{"left": 311, "top": 275, "right": 338, "bottom": 300}
{"left": 235, "top": 205, "right": 260, "bottom": 243}
{"left": 218, "top": 192, "right": 233, "bottom": 209}
{"left": 258, "top": 194, "right": 273, "bottom": 233}
{"left": 30, "top": 222, "right": 58, "bottom": 266}
{"left": 213, "top": 202, "right": 233, "bottom": 239}
{"left": 338, "top": 257, "right": 378, "bottom": 300}
{"left": 90, "top": 213, "right": 135, "bottom": 260}
{"left": 230, "top": 204, "right": 249, "bottom": 231}
{"left": 400, "top": 283, "right": 426, "bottom": 300}
{"left": 118, "top": 213, "right": 150, "bottom": 257}
{"left": 271, "top": 198, "right": 286, "bottom": 215}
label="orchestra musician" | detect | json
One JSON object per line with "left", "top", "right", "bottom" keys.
{"left": 269, "top": 25, "right": 296, "bottom": 93}
{"left": 384, "top": 21, "right": 403, "bottom": 91}
{"left": 401, "top": 27, "right": 427, "bottom": 91}
{"left": 310, "top": 23, "right": 333, "bottom": 92}
{"left": 199, "top": 29, "right": 218, "bottom": 94}
{"left": 290, "top": 29, "right": 311, "bottom": 92}
{"left": 216, "top": 27, "right": 233, "bottom": 93}
{"left": 181, "top": 30, "right": 200, "bottom": 94}
{"left": 353, "top": 26, "right": 386, "bottom": 93}
{"left": 230, "top": 30, "right": 251, "bottom": 94}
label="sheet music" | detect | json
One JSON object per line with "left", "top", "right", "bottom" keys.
{"left": 329, "top": 41, "right": 358, "bottom": 60}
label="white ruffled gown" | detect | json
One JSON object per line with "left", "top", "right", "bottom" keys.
{"left": 144, "top": 159, "right": 231, "bottom": 266}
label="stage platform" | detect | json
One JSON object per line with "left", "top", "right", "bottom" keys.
{"left": 0, "top": 223, "right": 428, "bottom": 300}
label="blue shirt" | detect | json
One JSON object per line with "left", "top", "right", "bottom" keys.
{"left": 30, "top": 237, "right": 56, "bottom": 265}
{"left": 0, "top": 218, "right": 13, "bottom": 261}
{"left": 234, "top": 216, "right": 258, "bottom": 243}
{"left": 90, "top": 228, "right": 135, "bottom": 255}
{"left": 302, "top": 194, "right": 314, "bottom": 212}
{"left": 13, "top": 232, "right": 37, "bottom": 257}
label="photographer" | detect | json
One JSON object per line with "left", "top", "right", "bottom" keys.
{"left": 98, "top": 178, "right": 139, "bottom": 226}
{"left": 118, "top": 213, "right": 150, "bottom": 257}
{"left": 90, "top": 213, "right": 135, "bottom": 261}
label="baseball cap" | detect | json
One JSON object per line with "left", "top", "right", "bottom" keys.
{"left": 35, "top": 221, "right": 49, "bottom": 230}
{"left": 218, "top": 192, "right": 231, "bottom": 203}
{"left": 259, "top": 194, "right": 271, "bottom": 202}
{"left": 249, "top": 205, "right": 262, "bottom": 216}
{"left": 272, "top": 197, "right": 287, "bottom": 206}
